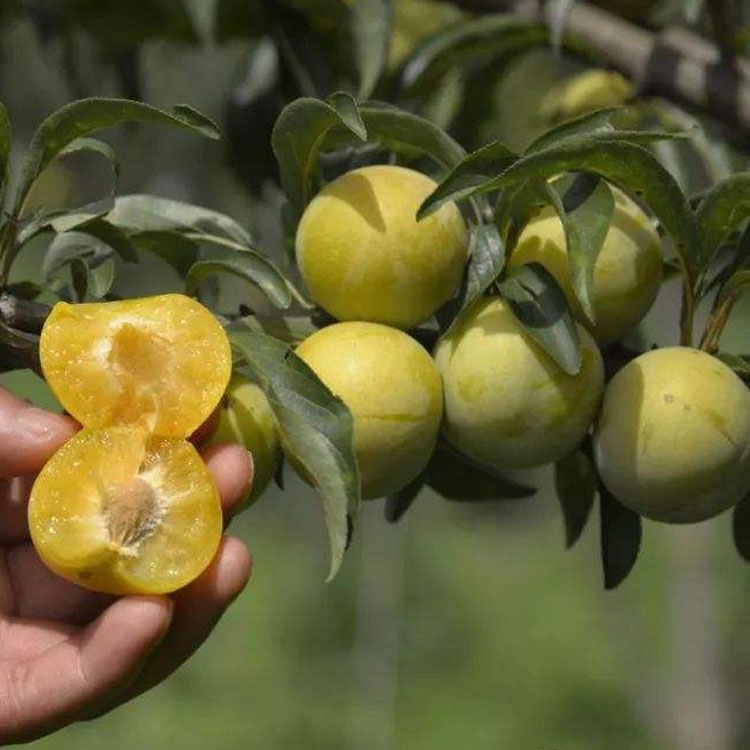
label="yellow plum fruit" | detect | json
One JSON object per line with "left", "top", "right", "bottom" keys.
{"left": 29, "top": 425, "right": 222, "bottom": 594}
{"left": 594, "top": 347, "right": 750, "bottom": 523}
{"left": 39, "top": 294, "right": 232, "bottom": 437}
{"left": 296, "top": 321, "right": 443, "bottom": 498}
{"left": 295, "top": 165, "right": 468, "bottom": 329}
{"left": 210, "top": 375, "right": 281, "bottom": 506}
{"left": 434, "top": 296, "right": 604, "bottom": 468}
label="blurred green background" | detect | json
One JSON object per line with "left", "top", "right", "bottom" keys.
{"left": 2, "top": 1, "right": 750, "bottom": 748}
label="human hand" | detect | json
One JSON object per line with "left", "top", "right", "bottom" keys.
{"left": 0, "top": 386, "right": 253, "bottom": 744}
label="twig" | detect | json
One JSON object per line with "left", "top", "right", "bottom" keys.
{"left": 0, "top": 293, "right": 50, "bottom": 334}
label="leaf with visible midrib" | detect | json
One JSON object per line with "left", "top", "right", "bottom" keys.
{"left": 695, "top": 172, "right": 750, "bottom": 270}
{"left": 271, "top": 94, "right": 367, "bottom": 217}
{"left": 14, "top": 99, "right": 219, "bottom": 215}
{"left": 546, "top": 173, "right": 615, "bottom": 322}
{"left": 498, "top": 262, "right": 581, "bottom": 375}
{"left": 231, "top": 331, "right": 360, "bottom": 580}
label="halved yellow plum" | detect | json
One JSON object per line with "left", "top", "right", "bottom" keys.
{"left": 39, "top": 294, "right": 231, "bottom": 437}
{"left": 28, "top": 425, "right": 223, "bottom": 595}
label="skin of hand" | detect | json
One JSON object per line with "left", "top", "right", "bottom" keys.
{"left": 0, "top": 386, "right": 254, "bottom": 744}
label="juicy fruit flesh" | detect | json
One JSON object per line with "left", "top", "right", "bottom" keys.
{"left": 594, "top": 347, "right": 750, "bottom": 523}
{"left": 510, "top": 187, "right": 663, "bottom": 344}
{"left": 435, "top": 296, "right": 605, "bottom": 468}
{"left": 296, "top": 321, "right": 443, "bottom": 499}
{"left": 40, "top": 294, "right": 232, "bottom": 438}
{"left": 29, "top": 426, "right": 223, "bottom": 595}
{"left": 210, "top": 375, "right": 281, "bottom": 506}
{"left": 295, "top": 165, "right": 468, "bottom": 329}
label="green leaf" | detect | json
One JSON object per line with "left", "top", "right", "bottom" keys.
{"left": 433, "top": 138, "right": 696, "bottom": 280}
{"left": 384, "top": 473, "right": 424, "bottom": 524}
{"left": 0, "top": 101, "right": 11, "bottom": 207}
{"left": 498, "top": 262, "right": 582, "bottom": 375}
{"left": 226, "top": 312, "right": 322, "bottom": 347}
{"left": 15, "top": 99, "right": 219, "bottom": 215}
{"left": 717, "top": 270, "right": 750, "bottom": 305}
{"left": 353, "top": 101, "right": 466, "bottom": 169}
{"left": 417, "top": 140, "right": 516, "bottom": 220}
{"left": 231, "top": 331, "right": 360, "bottom": 581}
{"left": 695, "top": 172, "right": 750, "bottom": 269}
{"left": 351, "top": 0, "right": 392, "bottom": 99}
{"left": 327, "top": 92, "right": 367, "bottom": 141}
{"left": 128, "top": 231, "right": 200, "bottom": 277}
{"left": 70, "top": 258, "right": 89, "bottom": 302}
{"left": 87, "top": 256, "right": 116, "bottom": 299}
{"left": 599, "top": 486, "right": 641, "bottom": 590}
{"left": 426, "top": 442, "right": 536, "bottom": 501}
{"left": 186, "top": 255, "right": 292, "bottom": 310}
{"left": 547, "top": 173, "right": 614, "bottom": 321}
{"left": 271, "top": 96, "right": 367, "bottom": 216}
{"left": 495, "top": 180, "right": 549, "bottom": 252}
{"left": 717, "top": 352, "right": 750, "bottom": 384}
{"left": 108, "top": 194, "right": 253, "bottom": 246}
{"left": 526, "top": 108, "right": 688, "bottom": 154}
{"left": 42, "top": 230, "right": 112, "bottom": 282}
{"left": 527, "top": 108, "right": 623, "bottom": 153}
{"left": 555, "top": 449, "right": 597, "bottom": 549}
{"left": 75, "top": 218, "right": 138, "bottom": 264}
{"left": 438, "top": 223, "right": 505, "bottom": 332}
{"left": 400, "top": 15, "right": 548, "bottom": 95}
{"left": 733, "top": 492, "right": 750, "bottom": 561}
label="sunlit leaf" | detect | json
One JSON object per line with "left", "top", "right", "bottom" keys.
{"left": 231, "top": 331, "right": 360, "bottom": 580}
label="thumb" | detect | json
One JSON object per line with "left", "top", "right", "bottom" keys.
{"left": 1, "top": 596, "right": 173, "bottom": 744}
{"left": 0, "top": 387, "right": 77, "bottom": 479}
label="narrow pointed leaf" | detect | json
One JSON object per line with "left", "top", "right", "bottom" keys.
{"left": 695, "top": 172, "right": 750, "bottom": 268}
{"left": 498, "top": 262, "right": 581, "bottom": 375}
{"left": 327, "top": 92, "right": 367, "bottom": 141}
{"left": 385, "top": 473, "right": 424, "bottom": 523}
{"left": 555, "top": 449, "right": 597, "bottom": 548}
{"left": 15, "top": 99, "right": 219, "bottom": 213}
{"left": 272, "top": 97, "right": 367, "bottom": 216}
{"left": 438, "top": 223, "right": 505, "bottom": 332}
{"left": 547, "top": 173, "right": 615, "bottom": 321}
{"left": 128, "top": 230, "right": 200, "bottom": 277}
{"left": 108, "top": 194, "right": 253, "bottom": 245}
{"left": 231, "top": 331, "right": 360, "bottom": 580}
{"left": 88, "top": 256, "right": 116, "bottom": 299}
{"left": 418, "top": 140, "right": 516, "bottom": 219}
{"left": 600, "top": 486, "right": 641, "bottom": 590}
{"left": 185, "top": 255, "right": 292, "bottom": 310}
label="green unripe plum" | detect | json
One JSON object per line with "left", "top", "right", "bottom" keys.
{"left": 296, "top": 321, "right": 443, "bottom": 499}
{"left": 295, "top": 165, "right": 468, "bottom": 330}
{"left": 210, "top": 375, "right": 281, "bottom": 506}
{"left": 594, "top": 347, "right": 750, "bottom": 523}
{"left": 434, "top": 297, "right": 604, "bottom": 468}
{"left": 509, "top": 186, "right": 663, "bottom": 344}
